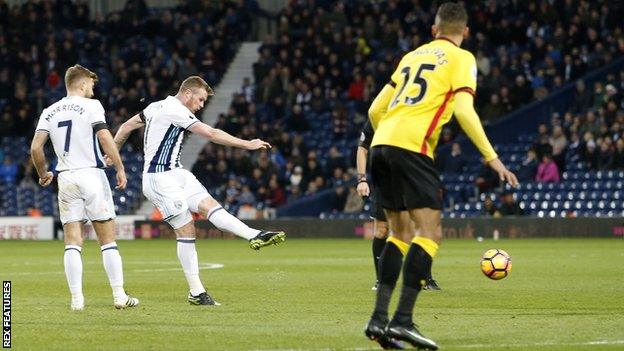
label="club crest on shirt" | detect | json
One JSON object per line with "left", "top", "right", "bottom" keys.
{"left": 174, "top": 200, "right": 183, "bottom": 209}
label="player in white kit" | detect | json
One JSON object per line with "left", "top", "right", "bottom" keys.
{"left": 112, "top": 76, "right": 286, "bottom": 305}
{"left": 30, "top": 65, "right": 139, "bottom": 310}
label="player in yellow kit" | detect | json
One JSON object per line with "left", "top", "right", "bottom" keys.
{"left": 364, "top": 3, "right": 518, "bottom": 350}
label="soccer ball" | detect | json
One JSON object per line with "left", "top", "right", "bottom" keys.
{"left": 480, "top": 249, "right": 512, "bottom": 280}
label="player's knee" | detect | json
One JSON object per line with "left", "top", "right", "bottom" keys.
{"left": 197, "top": 197, "right": 220, "bottom": 216}
{"left": 64, "top": 236, "right": 83, "bottom": 246}
{"left": 167, "top": 210, "right": 193, "bottom": 230}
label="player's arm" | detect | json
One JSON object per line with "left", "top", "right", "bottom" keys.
{"left": 356, "top": 120, "right": 374, "bottom": 196}
{"left": 97, "top": 126, "right": 127, "bottom": 189}
{"left": 454, "top": 92, "right": 518, "bottom": 187}
{"left": 189, "top": 122, "right": 271, "bottom": 150}
{"left": 30, "top": 131, "right": 54, "bottom": 187}
{"left": 356, "top": 146, "right": 370, "bottom": 197}
{"left": 113, "top": 114, "right": 145, "bottom": 150}
{"left": 368, "top": 84, "right": 395, "bottom": 130}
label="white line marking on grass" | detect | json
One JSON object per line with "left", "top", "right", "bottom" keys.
{"left": 454, "top": 339, "right": 624, "bottom": 348}
{"left": 133, "top": 263, "right": 224, "bottom": 272}
{"left": 9, "top": 263, "right": 224, "bottom": 275}
{"left": 249, "top": 340, "right": 624, "bottom": 351}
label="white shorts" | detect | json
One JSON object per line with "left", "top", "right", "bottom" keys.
{"left": 142, "top": 168, "right": 211, "bottom": 221}
{"left": 57, "top": 168, "right": 116, "bottom": 225}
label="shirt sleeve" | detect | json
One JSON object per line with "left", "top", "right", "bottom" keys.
{"left": 170, "top": 107, "right": 200, "bottom": 130}
{"left": 35, "top": 109, "right": 50, "bottom": 133}
{"left": 358, "top": 120, "right": 374, "bottom": 149}
{"left": 88, "top": 100, "right": 107, "bottom": 126}
{"left": 451, "top": 51, "right": 477, "bottom": 96}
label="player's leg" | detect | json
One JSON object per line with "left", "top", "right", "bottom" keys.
{"left": 377, "top": 147, "right": 439, "bottom": 350}
{"left": 184, "top": 169, "right": 285, "bottom": 250}
{"left": 58, "top": 171, "right": 87, "bottom": 310}
{"left": 384, "top": 208, "right": 439, "bottom": 350}
{"left": 86, "top": 169, "right": 138, "bottom": 309}
{"left": 91, "top": 219, "right": 139, "bottom": 309}
{"left": 370, "top": 190, "right": 389, "bottom": 290}
{"left": 371, "top": 211, "right": 412, "bottom": 323}
{"left": 62, "top": 221, "right": 85, "bottom": 310}
{"left": 365, "top": 146, "right": 408, "bottom": 349}
{"left": 170, "top": 215, "right": 219, "bottom": 306}
{"left": 371, "top": 219, "right": 388, "bottom": 290}
{"left": 419, "top": 217, "right": 441, "bottom": 291}
{"left": 143, "top": 171, "right": 218, "bottom": 305}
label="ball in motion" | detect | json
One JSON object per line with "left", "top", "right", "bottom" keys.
{"left": 480, "top": 249, "right": 512, "bottom": 280}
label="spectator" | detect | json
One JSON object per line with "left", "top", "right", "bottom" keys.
{"left": 266, "top": 177, "right": 286, "bottom": 207}
{"left": 572, "top": 80, "right": 592, "bottom": 113}
{"left": 498, "top": 191, "right": 524, "bottom": 216}
{"left": 332, "top": 185, "right": 347, "bottom": 212}
{"left": 439, "top": 143, "right": 467, "bottom": 174}
{"left": 533, "top": 123, "right": 552, "bottom": 158}
{"left": 289, "top": 165, "right": 304, "bottom": 188}
{"left": 482, "top": 196, "right": 499, "bottom": 217}
{"left": 582, "top": 139, "right": 599, "bottom": 170}
{"left": 237, "top": 185, "right": 256, "bottom": 205}
{"left": 287, "top": 185, "right": 303, "bottom": 203}
{"left": 549, "top": 126, "right": 567, "bottom": 171}
{"left": 325, "top": 146, "right": 347, "bottom": 176}
{"left": 343, "top": 185, "right": 364, "bottom": 213}
{"left": 517, "top": 149, "right": 539, "bottom": 182}
{"left": 475, "top": 159, "right": 500, "bottom": 194}
{"left": 597, "top": 141, "right": 614, "bottom": 170}
{"left": 480, "top": 93, "right": 506, "bottom": 124}
{"left": 612, "top": 139, "right": 624, "bottom": 170}
{"left": 536, "top": 154, "right": 560, "bottom": 182}
{"left": 0, "top": 156, "right": 18, "bottom": 184}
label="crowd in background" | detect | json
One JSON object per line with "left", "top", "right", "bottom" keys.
{"left": 0, "top": 0, "right": 623, "bottom": 217}
{"left": 193, "top": 0, "right": 624, "bottom": 215}
{"left": 0, "top": 0, "right": 253, "bottom": 191}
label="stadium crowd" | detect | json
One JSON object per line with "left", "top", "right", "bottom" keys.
{"left": 193, "top": 0, "right": 624, "bottom": 215}
{"left": 0, "top": 0, "right": 622, "bottom": 217}
{"left": 0, "top": 0, "right": 254, "bottom": 214}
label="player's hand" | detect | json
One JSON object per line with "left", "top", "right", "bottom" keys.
{"left": 246, "top": 139, "right": 271, "bottom": 150}
{"left": 115, "top": 169, "right": 127, "bottom": 190}
{"left": 38, "top": 171, "right": 54, "bottom": 187}
{"left": 103, "top": 155, "right": 114, "bottom": 166}
{"left": 357, "top": 181, "right": 370, "bottom": 197}
{"left": 488, "top": 158, "right": 519, "bottom": 187}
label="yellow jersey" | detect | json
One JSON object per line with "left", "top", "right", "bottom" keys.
{"left": 370, "top": 38, "right": 494, "bottom": 160}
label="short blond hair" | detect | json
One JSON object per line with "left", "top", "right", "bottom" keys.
{"left": 65, "top": 64, "right": 98, "bottom": 89}
{"left": 435, "top": 2, "right": 468, "bottom": 35}
{"left": 179, "top": 76, "right": 214, "bottom": 95}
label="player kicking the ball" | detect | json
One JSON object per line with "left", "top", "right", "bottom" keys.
{"left": 30, "top": 65, "right": 139, "bottom": 310}
{"left": 112, "top": 76, "right": 285, "bottom": 306}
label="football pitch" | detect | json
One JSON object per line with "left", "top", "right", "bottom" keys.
{"left": 1, "top": 238, "right": 623, "bottom": 351}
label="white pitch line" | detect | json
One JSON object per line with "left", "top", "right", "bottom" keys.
{"left": 133, "top": 263, "right": 224, "bottom": 272}
{"left": 8, "top": 263, "right": 224, "bottom": 275}
{"left": 249, "top": 340, "right": 624, "bottom": 351}
{"left": 453, "top": 339, "right": 624, "bottom": 348}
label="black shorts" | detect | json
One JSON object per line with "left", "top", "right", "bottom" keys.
{"left": 370, "top": 145, "right": 442, "bottom": 211}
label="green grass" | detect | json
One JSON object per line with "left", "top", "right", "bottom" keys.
{"left": 2, "top": 238, "right": 624, "bottom": 350}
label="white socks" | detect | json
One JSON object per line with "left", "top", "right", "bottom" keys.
{"left": 101, "top": 242, "right": 126, "bottom": 300}
{"left": 177, "top": 238, "right": 206, "bottom": 296}
{"left": 64, "top": 245, "right": 83, "bottom": 305}
{"left": 207, "top": 206, "right": 260, "bottom": 240}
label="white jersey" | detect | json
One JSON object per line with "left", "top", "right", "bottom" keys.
{"left": 141, "top": 96, "right": 199, "bottom": 173}
{"left": 35, "top": 96, "right": 107, "bottom": 172}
